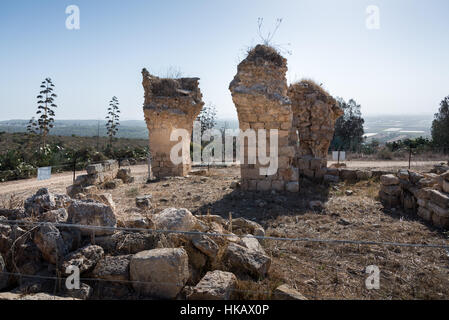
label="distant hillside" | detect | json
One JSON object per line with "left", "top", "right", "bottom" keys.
{"left": 0, "top": 115, "right": 433, "bottom": 143}
{"left": 0, "top": 120, "right": 149, "bottom": 139}
{"left": 0, "top": 119, "right": 241, "bottom": 139}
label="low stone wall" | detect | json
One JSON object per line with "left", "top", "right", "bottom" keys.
{"left": 67, "top": 160, "right": 133, "bottom": 197}
{"left": 379, "top": 169, "right": 449, "bottom": 228}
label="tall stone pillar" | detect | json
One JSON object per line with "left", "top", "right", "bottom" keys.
{"left": 288, "top": 80, "right": 343, "bottom": 180}
{"left": 142, "top": 69, "right": 204, "bottom": 178}
{"left": 229, "top": 45, "right": 298, "bottom": 191}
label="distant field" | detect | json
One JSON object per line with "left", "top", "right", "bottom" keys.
{"left": 0, "top": 114, "right": 433, "bottom": 142}
{"left": 363, "top": 114, "right": 433, "bottom": 143}
{"left": 0, "top": 131, "right": 148, "bottom": 151}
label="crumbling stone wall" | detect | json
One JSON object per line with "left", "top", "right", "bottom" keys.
{"left": 288, "top": 80, "right": 343, "bottom": 180}
{"left": 379, "top": 169, "right": 449, "bottom": 228}
{"left": 229, "top": 45, "right": 298, "bottom": 192}
{"left": 142, "top": 69, "right": 204, "bottom": 178}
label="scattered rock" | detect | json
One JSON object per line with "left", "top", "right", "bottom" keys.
{"left": 136, "top": 195, "right": 152, "bottom": 209}
{"left": 117, "top": 213, "right": 153, "bottom": 229}
{"left": 37, "top": 208, "right": 68, "bottom": 223}
{"left": 188, "top": 270, "right": 237, "bottom": 300}
{"left": 61, "top": 245, "right": 104, "bottom": 275}
{"left": 229, "top": 218, "right": 265, "bottom": 237}
{"left": 223, "top": 242, "right": 271, "bottom": 278}
{"left": 273, "top": 284, "right": 307, "bottom": 300}
{"left": 0, "top": 292, "right": 78, "bottom": 300}
{"left": 117, "top": 168, "right": 134, "bottom": 183}
{"left": 95, "top": 231, "right": 160, "bottom": 255}
{"left": 33, "top": 223, "right": 68, "bottom": 264}
{"left": 153, "top": 208, "right": 199, "bottom": 232}
{"left": 24, "top": 188, "right": 57, "bottom": 216}
{"left": 67, "top": 200, "right": 116, "bottom": 236}
{"left": 104, "top": 179, "right": 123, "bottom": 190}
{"left": 356, "top": 170, "right": 373, "bottom": 180}
{"left": 89, "top": 193, "right": 116, "bottom": 211}
{"left": 192, "top": 235, "right": 219, "bottom": 258}
{"left": 92, "top": 255, "right": 132, "bottom": 281}
{"left": 241, "top": 235, "right": 265, "bottom": 254}
{"left": 130, "top": 248, "right": 189, "bottom": 299}
{"left": 380, "top": 174, "right": 400, "bottom": 186}
{"left": 64, "top": 283, "right": 92, "bottom": 300}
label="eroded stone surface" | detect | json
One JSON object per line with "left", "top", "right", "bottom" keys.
{"left": 142, "top": 69, "right": 204, "bottom": 178}
{"left": 229, "top": 45, "right": 297, "bottom": 191}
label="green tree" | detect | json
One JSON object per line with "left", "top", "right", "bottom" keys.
{"left": 196, "top": 102, "right": 217, "bottom": 136}
{"left": 331, "top": 97, "right": 365, "bottom": 152}
{"left": 35, "top": 78, "right": 58, "bottom": 150}
{"left": 431, "top": 95, "right": 449, "bottom": 152}
{"left": 105, "top": 96, "right": 120, "bottom": 146}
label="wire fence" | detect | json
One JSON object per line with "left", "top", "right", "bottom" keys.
{"left": 1, "top": 218, "right": 449, "bottom": 300}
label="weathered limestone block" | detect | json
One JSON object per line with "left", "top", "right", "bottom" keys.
{"left": 288, "top": 80, "right": 343, "bottom": 176}
{"left": 142, "top": 69, "right": 204, "bottom": 178}
{"left": 223, "top": 242, "right": 271, "bottom": 278}
{"left": 380, "top": 174, "right": 400, "bottom": 186}
{"left": 61, "top": 245, "right": 104, "bottom": 274}
{"left": 92, "top": 255, "right": 132, "bottom": 281}
{"left": 229, "top": 45, "right": 297, "bottom": 191}
{"left": 33, "top": 223, "right": 68, "bottom": 264}
{"left": 380, "top": 185, "right": 402, "bottom": 197}
{"left": 130, "top": 248, "right": 189, "bottom": 299}
{"left": 273, "top": 284, "right": 307, "bottom": 300}
{"left": 67, "top": 200, "right": 117, "bottom": 236}
{"left": 417, "top": 206, "right": 432, "bottom": 221}
{"left": 429, "top": 190, "right": 449, "bottom": 208}
{"left": 188, "top": 270, "right": 237, "bottom": 300}
{"left": 153, "top": 208, "right": 199, "bottom": 232}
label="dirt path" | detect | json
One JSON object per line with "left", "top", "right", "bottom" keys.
{"left": 0, "top": 161, "right": 442, "bottom": 196}
{"left": 327, "top": 160, "right": 442, "bottom": 171}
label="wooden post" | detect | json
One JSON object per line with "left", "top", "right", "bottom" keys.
{"left": 408, "top": 146, "right": 412, "bottom": 169}
{"left": 72, "top": 157, "right": 76, "bottom": 184}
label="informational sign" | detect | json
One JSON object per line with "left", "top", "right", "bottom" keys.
{"left": 332, "top": 151, "right": 346, "bottom": 161}
{"left": 37, "top": 166, "right": 52, "bottom": 181}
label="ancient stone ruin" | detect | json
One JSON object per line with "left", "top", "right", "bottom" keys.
{"left": 66, "top": 160, "right": 134, "bottom": 198}
{"left": 142, "top": 69, "right": 204, "bottom": 178}
{"left": 289, "top": 80, "right": 344, "bottom": 180}
{"left": 379, "top": 168, "right": 449, "bottom": 228}
{"left": 229, "top": 45, "right": 298, "bottom": 192}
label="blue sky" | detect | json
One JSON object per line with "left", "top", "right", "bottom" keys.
{"left": 0, "top": 0, "right": 448, "bottom": 121}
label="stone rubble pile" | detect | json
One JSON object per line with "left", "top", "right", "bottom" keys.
{"left": 67, "top": 160, "right": 134, "bottom": 197}
{"left": 379, "top": 167, "right": 449, "bottom": 228}
{"left": 0, "top": 188, "right": 272, "bottom": 300}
